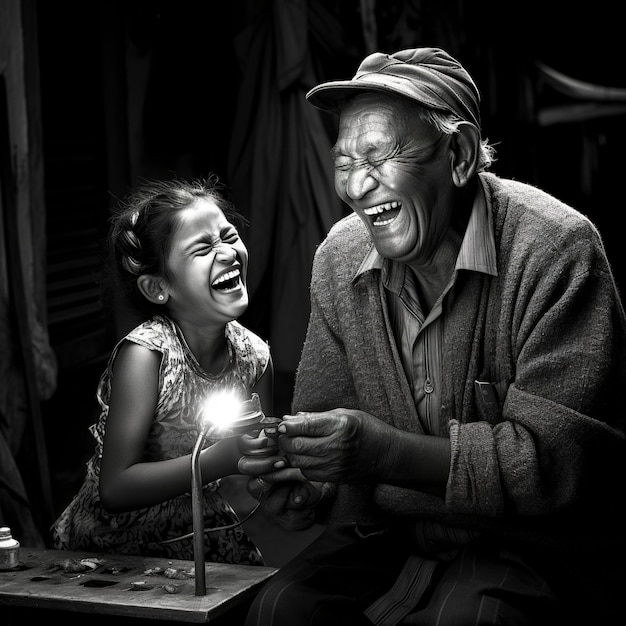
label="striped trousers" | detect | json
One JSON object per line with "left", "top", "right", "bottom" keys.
{"left": 244, "top": 523, "right": 567, "bottom": 626}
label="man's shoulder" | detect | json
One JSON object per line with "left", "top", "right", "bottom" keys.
{"left": 319, "top": 213, "right": 369, "bottom": 253}
{"left": 310, "top": 213, "right": 371, "bottom": 282}
{"left": 481, "top": 172, "right": 597, "bottom": 238}
{"left": 481, "top": 173, "right": 607, "bottom": 279}
{"left": 328, "top": 211, "right": 366, "bottom": 236}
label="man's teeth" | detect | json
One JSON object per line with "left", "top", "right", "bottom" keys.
{"left": 363, "top": 201, "right": 400, "bottom": 216}
{"left": 212, "top": 269, "right": 240, "bottom": 289}
{"left": 363, "top": 201, "right": 401, "bottom": 226}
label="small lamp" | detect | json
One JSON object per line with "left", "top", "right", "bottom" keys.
{"left": 191, "top": 391, "right": 270, "bottom": 595}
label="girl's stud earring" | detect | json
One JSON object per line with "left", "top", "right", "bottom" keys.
{"left": 158, "top": 294, "right": 165, "bottom": 301}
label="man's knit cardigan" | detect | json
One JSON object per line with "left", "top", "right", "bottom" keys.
{"left": 292, "top": 172, "right": 626, "bottom": 561}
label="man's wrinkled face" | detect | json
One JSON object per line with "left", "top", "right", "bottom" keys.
{"left": 332, "top": 92, "right": 456, "bottom": 264}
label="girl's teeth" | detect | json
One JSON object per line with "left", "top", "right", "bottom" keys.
{"left": 212, "top": 270, "right": 240, "bottom": 288}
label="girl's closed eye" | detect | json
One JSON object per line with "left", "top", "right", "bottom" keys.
{"left": 189, "top": 234, "right": 223, "bottom": 256}
{"left": 221, "top": 226, "right": 240, "bottom": 244}
{"left": 187, "top": 240, "right": 215, "bottom": 256}
{"left": 192, "top": 228, "right": 239, "bottom": 255}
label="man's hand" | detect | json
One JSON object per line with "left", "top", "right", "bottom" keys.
{"left": 275, "top": 409, "right": 450, "bottom": 493}
{"left": 246, "top": 476, "right": 323, "bottom": 531}
{"left": 237, "top": 431, "right": 324, "bottom": 532}
{"left": 276, "top": 408, "right": 397, "bottom": 484}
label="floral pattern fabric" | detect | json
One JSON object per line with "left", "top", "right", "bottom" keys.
{"left": 50, "top": 315, "right": 269, "bottom": 565}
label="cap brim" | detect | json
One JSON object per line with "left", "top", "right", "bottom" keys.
{"left": 306, "top": 80, "right": 415, "bottom": 114}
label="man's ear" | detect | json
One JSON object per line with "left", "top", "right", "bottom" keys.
{"left": 450, "top": 122, "right": 479, "bottom": 187}
{"left": 137, "top": 274, "right": 169, "bottom": 304}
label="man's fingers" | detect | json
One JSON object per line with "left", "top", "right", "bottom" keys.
{"left": 246, "top": 476, "right": 272, "bottom": 500}
{"left": 278, "top": 413, "right": 335, "bottom": 436}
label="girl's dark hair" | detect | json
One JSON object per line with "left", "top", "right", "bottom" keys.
{"left": 102, "top": 175, "right": 244, "bottom": 321}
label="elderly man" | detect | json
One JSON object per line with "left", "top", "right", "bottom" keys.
{"left": 241, "top": 48, "right": 626, "bottom": 625}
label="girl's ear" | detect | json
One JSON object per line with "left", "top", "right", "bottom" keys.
{"left": 450, "top": 122, "right": 479, "bottom": 187}
{"left": 137, "top": 275, "right": 169, "bottom": 304}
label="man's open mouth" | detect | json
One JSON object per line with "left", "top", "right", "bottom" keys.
{"left": 363, "top": 201, "right": 401, "bottom": 226}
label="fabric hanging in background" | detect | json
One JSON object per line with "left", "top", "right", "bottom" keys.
{"left": 228, "top": 0, "right": 347, "bottom": 375}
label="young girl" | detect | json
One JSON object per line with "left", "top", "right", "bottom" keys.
{"left": 50, "top": 176, "right": 273, "bottom": 565}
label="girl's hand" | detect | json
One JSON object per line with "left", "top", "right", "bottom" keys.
{"left": 236, "top": 429, "right": 285, "bottom": 475}
{"left": 237, "top": 432, "right": 273, "bottom": 456}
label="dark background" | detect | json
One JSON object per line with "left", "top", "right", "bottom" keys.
{"left": 13, "top": 0, "right": 626, "bottom": 552}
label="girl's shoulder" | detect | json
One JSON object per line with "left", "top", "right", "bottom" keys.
{"left": 226, "top": 320, "right": 270, "bottom": 368}
{"left": 124, "top": 315, "right": 176, "bottom": 353}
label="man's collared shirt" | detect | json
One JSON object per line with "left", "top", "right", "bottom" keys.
{"left": 354, "top": 179, "right": 497, "bottom": 435}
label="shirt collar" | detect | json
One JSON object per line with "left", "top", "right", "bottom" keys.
{"left": 354, "top": 177, "right": 497, "bottom": 284}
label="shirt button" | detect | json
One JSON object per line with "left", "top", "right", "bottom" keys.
{"left": 424, "top": 378, "right": 434, "bottom": 394}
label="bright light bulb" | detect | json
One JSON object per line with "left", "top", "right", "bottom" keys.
{"left": 199, "top": 390, "right": 242, "bottom": 433}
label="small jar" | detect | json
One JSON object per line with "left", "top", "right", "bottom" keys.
{"left": 0, "top": 526, "right": 20, "bottom": 570}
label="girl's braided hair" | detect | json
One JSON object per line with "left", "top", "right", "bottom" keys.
{"left": 103, "top": 175, "right": 244, "bottom": 321}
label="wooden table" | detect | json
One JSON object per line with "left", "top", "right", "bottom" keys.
{"left": 0, "top": 547, "right": 277, "bottom": 624}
